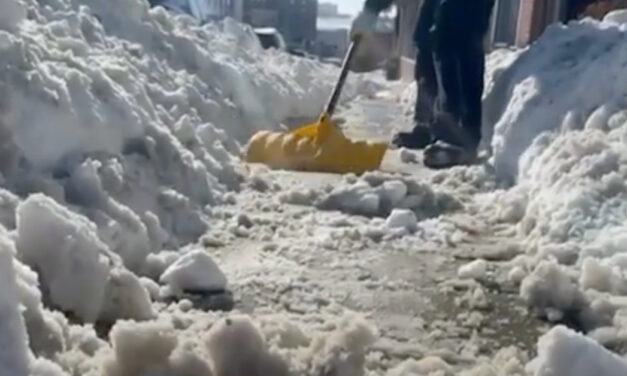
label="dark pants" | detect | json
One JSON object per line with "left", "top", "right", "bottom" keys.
{"left": 412, "top": 0, "right": 486, "bottom": 150}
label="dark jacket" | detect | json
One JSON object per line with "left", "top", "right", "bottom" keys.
{"left": 365, "top": 0, "right": 495, "bottom": 45}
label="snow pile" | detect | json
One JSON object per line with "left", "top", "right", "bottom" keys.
{"left": 0, "top": 0, "right": 379, "bottom": 262}
{"left": 313, "top": 173, "right": 462, "bottom": 218}
{"left": 0, "top": 0, "right": 26, "bottom": 32}
{"left": 0, "top": 232, "right": 31, "bottom": 376}
{"left": 103, "top": 319, "right": 217, "bottom": 376}
{"left": 478, "top": 13, "right": 627, "bottom": 334}
{"left": 604, "top": 9, "right": 627, "bottom": 25}
{"left": 206, "top": 315, "right": 288, "bottom": 376}
{"left": 16, "top": 194, "right": 153, "bottom": 323}
{"left": 0, "top": 0, "right": 391, "bottom": 371}
{"left": 97, "top": 311, "right": 377, "bottom": 376}
{"left": 0, "top": 220, "right": 104, "bottom": 376}
{"left": 529, "top": 326, "right": 627, "bottom": 376}
{"left": 485, "top": 18, "right": 627, "bottom": 181}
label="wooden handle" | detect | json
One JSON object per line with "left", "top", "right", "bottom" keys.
{"left": 324, "top": 36, "right": 362, "bottom": 117}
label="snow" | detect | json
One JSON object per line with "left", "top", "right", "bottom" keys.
{"left": 387, "top": 356, "right": 453, "bottom": 376}
{"left": 604, "top": 9, "right": 627, "bottom": 25}
{"left": 160, "top": 249, "right": 228, "bottom": 294}
{"left": 5, "top": 0, "right": 627, "bottom": 370}
{"left": 530, "top": 326, "right": 627, "bottom": 376}
{"left": 315, "top": 173, "right": 462, "bottom": 219}
{"left": 0, "top": 232, "right": 30, "bottom": 376}
{"left": 103, "top": 319, "right": 180, "bottom": 376}
{"left": 520, "top": 260, "right": 586, "bottom": 321}
{"left": 0, "top": 0, "right": 26, "bottom": 32}
{"left": 485, "top": 19, "right": 627, "bottom": 181}
{"left": 381, "top": 180, "right": 408, "bottom": 207}
{"left": 458, "top": 259, "right": 488, "bottom": 280}
{"left": 206, "top": 315, "right": 288, "bottom": 376}
{"left": 385, "top": 209, "right": 418, "bottom": 232}
{"left": 476, "top": 11, "right": 627, "bottom": 361}
{"left": 15, "top": 194, "right": 152, "bottom": 323}
{"left": 15, "top": 194, "right": 114, "bottom": 322}
{"left": 508, "top": 266, "right": 527, "bottom": 285}
{"left": 398, "top": 148, "right": 418, "bottom": 164}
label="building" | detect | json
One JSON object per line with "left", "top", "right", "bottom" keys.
{"left": 149, "top": 0, "right": 239, "bottom": 23}
{"left": 489, "top": 0, "right": 521, "bottom": 47}
{"left": 206, "top": 0, "right": 239, "bottom": 21}
{"left": 279, "top": 0, "right": 318, "bottom": 47}
{"left": 316, "top": 16, "right": 351, "bottom": 58}
{"left": 318, "top": 2, "right": 339, "bottom": 17}
{"left": 315, "top": 12, "right": 395, "bottom": 69}
{"left": 490, "top": 0, "right": 627, "bottom": 47}
{"left": 240, "top": 0, "right": 317, "bottom": 48}
{"left": 242, "top": 0, "right": 280, "bottom": 27}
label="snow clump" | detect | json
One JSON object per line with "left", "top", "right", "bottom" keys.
{"left": 160, "top": 249, "right": 228, "bottom": 296}
{"left": 315, "top": 173, "right": 462, "bottom": 218}
{"left": 458, "top": 259, "right": 488, "bottom": 280}
{"left": 529, "top": 326, "right": 627, "bottom": 376}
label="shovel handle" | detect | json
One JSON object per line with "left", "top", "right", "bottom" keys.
{"left": 324, "top": 37, "right": 361, "bottom": 117}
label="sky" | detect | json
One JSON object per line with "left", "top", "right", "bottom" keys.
{"left": 324, "top": 0, "right": 362, "bottom": 16}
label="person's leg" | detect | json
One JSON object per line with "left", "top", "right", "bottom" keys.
{"left": 432, "top": 41, "right": 465, "bottom": 146}
{"left": 424, "top": 42, "right": 483, "bottom": 169}
{"left": 413, "top": 0, "right": 439, "bottom": 125}
{"left": 392, "top": 0, "right": 439, "bottom": 150}
{"left": 391, "top": 52, "right": 435, "bottom": 150}
{"left": 459, "top": 37, "right": 485, "bottom": 151}
{"left": 414, "top": 49, "right": 438, "bottom": 125}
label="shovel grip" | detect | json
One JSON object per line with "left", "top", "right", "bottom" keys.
{"left": 324, "top": 37, "right": 361, "bottom": 117}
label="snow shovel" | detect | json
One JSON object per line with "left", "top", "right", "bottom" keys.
{"left": 245, "top": 38, "right": 388, "bottom": 174}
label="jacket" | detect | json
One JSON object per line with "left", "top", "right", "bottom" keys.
{"left": 364, "top": 0, "right": 495, "bottom": 44}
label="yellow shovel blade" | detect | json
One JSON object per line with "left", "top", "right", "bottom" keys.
{"left": 245, "top": 116, "right": 387, "bottom": 174}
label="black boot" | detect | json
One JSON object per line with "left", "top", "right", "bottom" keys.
{"left": 391, "top": 124, "right": 433, "bottom": 150}
{"left": 423, "top": 141, "right": 478, "bottom": 169}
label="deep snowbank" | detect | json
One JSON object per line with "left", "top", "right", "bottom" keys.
{"left": 473, "top": 11, "right": 627, "bottom": 372}
{"left": 0, "top": 0, "right": 379, "bottom": 252}
{"left": 482, "top": 14, "right": 627, "bottom": 323}
{"left": 0, "top": 0, "right": 385, "bottom": 373}
{"left": 485, "top": 18, "right": 627, "bottom": 182}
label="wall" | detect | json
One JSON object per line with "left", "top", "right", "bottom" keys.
{"left": 514, "top": 0, "right": 627, "bottom": 47}
{"left": 316, "top": 29, "right": 349, "bottom": 58}
{"left": 280, "top": 0, "right": 318, "bottom": 46}
{"left": 243, "top": 0, "right": 280, "bottom": 27}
